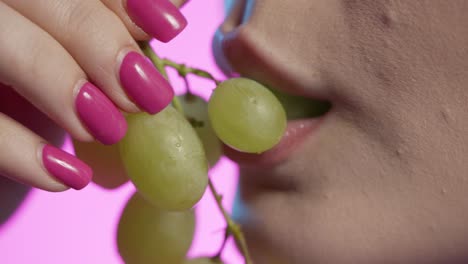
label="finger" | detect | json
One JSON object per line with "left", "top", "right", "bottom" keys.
{"left": 0, "top": 2, "right": 127, "bottom": 145}
{"left": 0, "top": 176, "right": 30, "bottom": 226}
{"left": 0, "top": 84, "right": 67, "bottom": 146}
{"left": 0, "top": 113, "right": 92, "bottom": 191}
{"left": 5, "top": 0, "right": 174, "bottom": 115}
{"left": 101, "top": 0, "right": 188, "bottom": 42}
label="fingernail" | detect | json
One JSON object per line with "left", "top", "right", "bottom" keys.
{"left": 119, "top": 51, "right": 174, "bottom": 114}
{"left": 127, "top": 0, "right": 187, "bottom": 42}
{"left": 42, "top": 144, "right": 92, "bottom": 190}
{"left": 76, "top": 82, "right": 127, "bottom": 145}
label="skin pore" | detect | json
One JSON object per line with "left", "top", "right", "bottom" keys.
{"left": 218, "top": 1, "right": 468, "bottom": 263}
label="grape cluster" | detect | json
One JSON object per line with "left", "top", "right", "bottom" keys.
{"left": 73, "top": 77, "right": 287, "bottom": 263}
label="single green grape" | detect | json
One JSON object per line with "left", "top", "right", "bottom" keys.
{"left": 73, "top": 139, "right": 128, "bottom": 189}
{"left": 183, "top": 257, "right": 221, "bottom": 264}
{"left": 270, "top": 89, "right": 331, "bottom": 120}
{"left": 117, "top": 192, "right": 195, "bottom": 264}
{"left": 208, "top": 78, "right": 287, "bottom": 153}
{"left": 179, "top": 94, "right": 222, "bottom": 167}
{"left": 118, "top": 106, "right": 208, "bottom": 211}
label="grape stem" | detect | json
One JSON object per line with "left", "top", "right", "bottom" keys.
{"left": 208, "top": 180, "right": 253, "bottom": 264}
{"left": 162, "top": 59, "right": 221, "bottom": 85}
{"left": 140, "top": 41, "right": 253, "bottom": 264}
{"left": 139, "top": 41, "right": 222, "bottom": 85}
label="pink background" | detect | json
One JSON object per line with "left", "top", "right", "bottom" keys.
{"left": 0, "top": 1, "right": 244, "bottom": 263}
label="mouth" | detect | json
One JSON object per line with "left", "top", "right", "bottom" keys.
{"left": 223, "top": 85, "right": 331, "bottom": 167}
{"left": 213, "top": 18, "right": 333, "bottom": 167}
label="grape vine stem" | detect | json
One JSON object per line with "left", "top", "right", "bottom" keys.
{"left": 140, "top": 41, "right": 253, "bottom": 264}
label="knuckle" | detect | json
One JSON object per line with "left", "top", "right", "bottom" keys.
{"left": 53, "top": 1, "right": 109, "bottom": 45}
{"left": 52, "top": 1, "right": 129, "bottom": 71}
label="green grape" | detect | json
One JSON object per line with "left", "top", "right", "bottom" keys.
{"left": 270, "top": 89, "right": 331, "bottom": 120}
{"left": 208, "top": 78, "right": 287, "bottom": 153}
{"left": 183, "top": 257, "right": 221, "bottom": 264}
{"left": 118, "top": 106, "right": 208, "bottom": 211}
{"left": 73, "top": 139, "right": 128, "bottom": 189}
{"left": 117, "top": 192, "right": 195, "bottom": 264}
{"left": 179, "top": 94, "right": 222, "bottom": 167}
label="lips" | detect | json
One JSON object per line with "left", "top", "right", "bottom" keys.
{"left": 219, "top": 79, "right": 331, "bottom": 166}
{"left": 220, "top": 75, "right": 331, "bottom": 167}
{"left": 223, "top": 116, "right": 326, "bottom": 166}
{"left": 215, "top": 77, "right": 331, "bottom": 166}
{"left": 213, "top": 19, "right": 332, "bottom": 167}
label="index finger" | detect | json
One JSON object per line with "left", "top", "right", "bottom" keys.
{"left": 101, "top": 0, "right": 188, "bottom": 41}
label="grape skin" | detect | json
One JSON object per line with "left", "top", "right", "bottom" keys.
{"left": 179, "top": 94, "right": 222, "bottom": 167}
{"left": 118, "top": 106, "right": 208, "bottom": 211}
{"left": 208, "top": 78, "right": 287, "bottom": 154}
{"left": 73, "top": 140, "right": 129, "bottom": 189}
{"left": 117, "top": 192, "right": 195, "bottom": 264}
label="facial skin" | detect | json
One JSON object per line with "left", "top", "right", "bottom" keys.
{"left": 217, "top": 1, "right": 468, "bottom": 263}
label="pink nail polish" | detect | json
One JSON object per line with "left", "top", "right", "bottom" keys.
{"left": 127, "top": 0, "right": 187, "bottom": 42}
{"left": 119, "top": 51, "right": 174, "bottom": 114}
{"left": 76, "top": 82, "right": 127, "bottom": 145}
{"left": 42, "top": 145, "right": 92, "bottom": 190}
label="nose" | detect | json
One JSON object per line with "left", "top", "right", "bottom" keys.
{"left": 212, "top": 0, "right": 249, "bottom": 76}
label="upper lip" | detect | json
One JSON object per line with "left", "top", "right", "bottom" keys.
{"left": 215, "top": 25, "right": 332, "bottom": 103}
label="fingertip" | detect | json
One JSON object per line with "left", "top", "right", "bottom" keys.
{"left": 118, "top": 50, "right": 175, "bottom": 114}
{"left": 75, "top": 82, "right": 128, "bottom": 145}
{"left": 42, "top": 181, "right": 70, "bottom": 192}
{"left": 40, "top": 144, "right": 93, "bottom": 190}
{"left": 0, "top": 114, "right": 91, "bottom": 192}
{"left": 112, "top": 91, "right": 142, "bottom": 114}
{"left": 126, "top": 0, "right": 188, "bottom": 42}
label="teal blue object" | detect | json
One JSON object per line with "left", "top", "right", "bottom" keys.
{"left": 231, "top": 184, "right": 250, "bottom": 223}
{"left": 224, "top": 0, "right": 254, "bottom": 24}
{"left": 225, "top": 0, "right": 235, "bottom": 13}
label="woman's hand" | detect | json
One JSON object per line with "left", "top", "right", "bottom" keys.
{"left": 0, "top": 0, "right": 187, "bottom": 191}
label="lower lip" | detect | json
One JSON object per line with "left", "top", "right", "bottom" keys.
{"left": 223, "top": 117, "right": 325, "bottom": 166}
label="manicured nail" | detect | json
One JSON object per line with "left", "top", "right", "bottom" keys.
{"left": 76, "top": 82, "right": 127, "bottom": 145}
{"left": 42, "top": 145, "right": 92, "bottom": 190}
{"left": 127, "top": 0, "right": 187, "bottom": 42}
{"left": 119, "top": 51, "right": 174, "bottom": 114}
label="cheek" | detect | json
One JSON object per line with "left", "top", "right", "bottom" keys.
{"left": 240, "top": 107, "right": 468, "bottom": 262}
{"left": 324, "top": 1, "right": 468, "bottom": 109}
{"left": 233, "top": 0, "right": 468, "bottom": 263}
